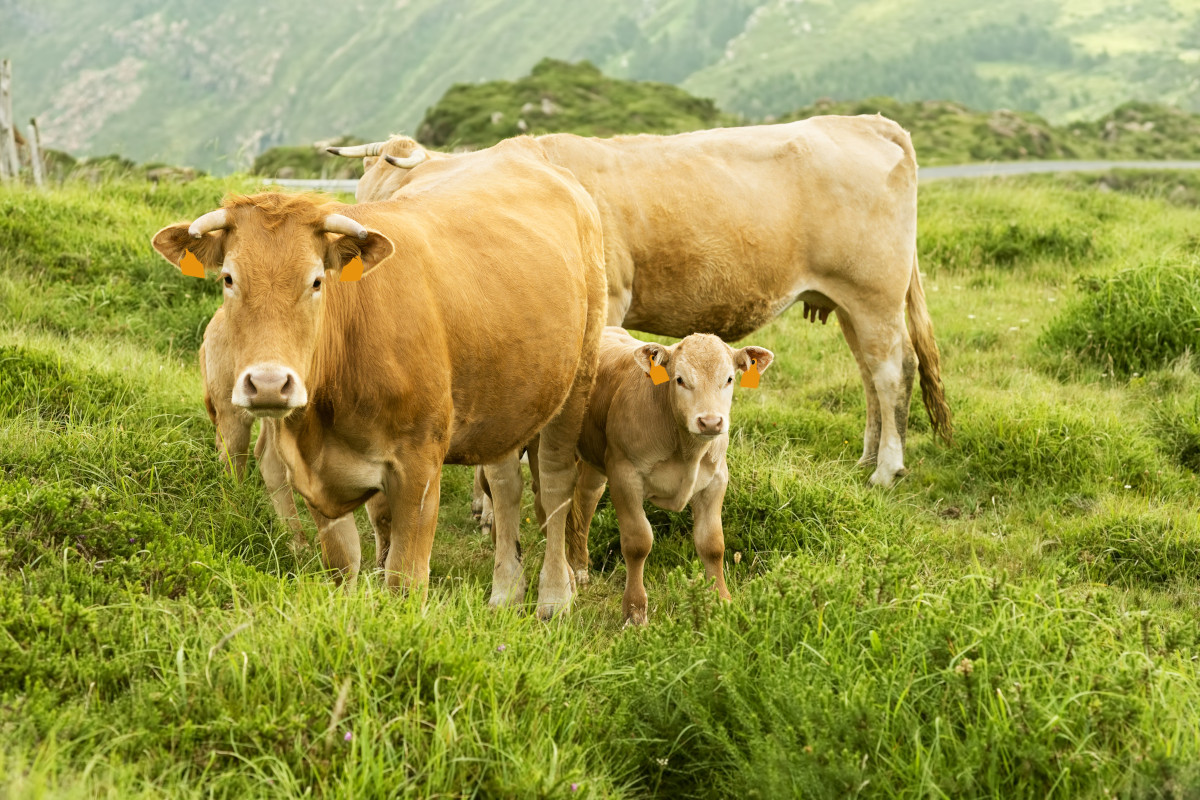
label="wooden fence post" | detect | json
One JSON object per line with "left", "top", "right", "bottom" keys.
{"left": 28, "top": 118, "right": 43, "bottom": 187}
{"left": 0, "top": 59, "right": 16, "bottom": 180}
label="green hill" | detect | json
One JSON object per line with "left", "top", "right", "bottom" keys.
{"left": 6, "top": 0, "right": 1200, "bottom": 171}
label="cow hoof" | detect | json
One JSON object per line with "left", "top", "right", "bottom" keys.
{"left": 868, "top": 465, "right": 908, "bottom": 488}
{"left": 624, "top": 608, "right": 648, "bottom": 627}
{"left": 536, "top": 566, "right": 576, "bottom": 620}
{"left": 489, "top": 581, "right": 526, "bottom": 609}
{"left": 489, "top": 562, "right": 527, "bottom": 609}
{"left": 574, "top": 568, "right": 590, "bottom": 587}
{"left": 856, "top": 453, "right": 878, "bottom": 468}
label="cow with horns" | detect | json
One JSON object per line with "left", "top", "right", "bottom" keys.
{"left": 331, "top": 117, "right": 951, "bottom": 491}
{"left": 155, "top": 138, "right": 607, "bottom": 617}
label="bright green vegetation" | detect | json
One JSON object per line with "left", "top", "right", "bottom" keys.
{"left": 7, "top": 0, "right": 1200, "bottom": 170}
{"left": 3, "top": 174, "right": 1200, "bottom": 797}
{"left": 417, "top": 59, "right": 730, "bottom": 150}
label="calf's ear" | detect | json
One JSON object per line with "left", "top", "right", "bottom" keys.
{"left": 325, "top": 230, "right": 395, "bottom": 279}
{"left": 635, "top": 343, "right": 672, "bottom": 377}
{"left": 151, "top": 223, "right": 226, "bottom": 277}
{"left": 734, "top": 346, "right": 775, "bottom": 374}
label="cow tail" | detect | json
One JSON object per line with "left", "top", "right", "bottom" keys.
{"left": 906, "top": 253, "right": 953, "bottom": 444}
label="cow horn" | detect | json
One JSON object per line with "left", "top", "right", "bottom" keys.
{"left": 188, "top": 209, "right": 229, "bottom": 239}
{"left": 326, "top": 142, "right": 386, "bottom": 158}
{"left": 384, "top": 150, "right": 427, "bottom": 169}
{"left": 322, "top": 213, "right": 368, "bottom": 240}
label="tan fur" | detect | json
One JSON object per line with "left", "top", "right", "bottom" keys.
{"left": 565, "top": 327, "right": 773, "bottom": 624}
{"left": 358, "top": 116, "right": 948, "bottom": 488}
{"left": 156, "top": 137, "right": 605, "bottom": 615}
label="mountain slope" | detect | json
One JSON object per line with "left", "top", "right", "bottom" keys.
{"left": 4, "top": 0, "right": 1200, "bottom": 170}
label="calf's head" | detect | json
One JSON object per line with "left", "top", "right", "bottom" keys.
{"left": 637, "top": 334, "right": 774, "bottom": 437}
{"left": 151, "top": 193, "right": 394, "bottom": 417}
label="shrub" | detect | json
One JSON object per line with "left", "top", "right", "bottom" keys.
{"left": 1040, "top": 258, "right": 1200, "bottom": 376}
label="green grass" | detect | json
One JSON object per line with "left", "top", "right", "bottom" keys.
{"left": 4, "top": 173, "right": 1200, "bottom": 796}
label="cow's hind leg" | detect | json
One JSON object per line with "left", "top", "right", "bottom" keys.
{"left": 308, "top": 501, "right": 361, "bottom": 586}
{"left": 366, "top": 492, "right": 391, "bottom": 570}
{"left": 846, "top": 309, "right": 916, "bottom": 487}
{"left": 567, "top": 460, "right": 607, "bottom": 586}
{"left": 836, "top": 309, "right": 882, "bottom": 468}
{"left": 256, "top": 420, "right": 307, "bottom": 552}
{"left": 485, "top": 451, "right": 527, "bottom": 608}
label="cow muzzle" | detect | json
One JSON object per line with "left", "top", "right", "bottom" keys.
{"left": 232, "top": 364, "right": 307, "bottom": 416}
{"left": 694, "top": 414, "right": 726, "bottom": 436}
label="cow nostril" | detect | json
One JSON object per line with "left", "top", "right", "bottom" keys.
{"left": 280, "top": 373, "right": 294, "bottom": 398}
{"left": 242, "top": 372, "right": 258, "bottom": 398}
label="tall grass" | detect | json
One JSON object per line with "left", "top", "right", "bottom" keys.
{"left": 4, "top": 174, "right": 1200, "bottom": 796}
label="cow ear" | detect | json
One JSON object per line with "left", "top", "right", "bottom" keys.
{"left": 325, "top": 230, "right": 395, "bottom": 278}
{"left": 635, "top": 343, "right": 672, "bottom": 376}
{"left": 733, "top": 346, "right": 775, "bottom": 374}
{"left": 151, "top": 223, "right": 226, "bottom": 277}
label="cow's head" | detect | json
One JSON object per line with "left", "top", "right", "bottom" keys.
{"left": 637, "top": 334, "right": 774, "bottom": 437}
{"left": 152, "top": 193, "right": 394, "bottom": 417}
{"left": 328, "top": 136, "right": 434, "bottom": 202}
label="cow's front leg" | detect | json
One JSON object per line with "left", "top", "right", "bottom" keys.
{"left": 383, "top": 453, "right": 444, "bottom": 599}
{"left": 257, "top": 420, "right": 306, "bottom": 552}
{"left": 609, "top": 465, "right": 652, "bottom": 625}
{"left": 484, "top": 451, "right": 526, "bottom": 608}
{"left": 689, "top": 471, "right": 731, "bottom": 601}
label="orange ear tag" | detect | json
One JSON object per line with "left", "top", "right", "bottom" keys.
{"left": 340, "top": 255, "right": 364, "bottom": 282}
{"left": 179, "top": 249, "right": 205, "bottom": 278}
{"left": 740, "top": 359, "right": 761, "bottom": 389}
{"left": 649, "top": 360, "right": 669, "bottom": 385}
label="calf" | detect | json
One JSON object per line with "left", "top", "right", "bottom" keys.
{"left": 566, "top": 327, "right": 774, "bottom": 624}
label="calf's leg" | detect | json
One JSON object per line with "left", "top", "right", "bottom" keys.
{"left": 609, "top": 466, "right": 652, "bottom": 625}
{"left": 689, "top": 472, "right": 731, "bottom": 600}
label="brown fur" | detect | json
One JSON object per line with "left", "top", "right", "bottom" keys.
{"left": 566, "top": 327, "right": 773, "bottom": 623}
{"left": 155, "top": 138, "right": 606, "bottom": 614}
{"left": 358, "top": 116, "right": 948, "bottom": 487}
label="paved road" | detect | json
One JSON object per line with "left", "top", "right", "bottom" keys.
{"left": 263, "top": 160, "right": 1200, "bottom": 193}
{"left": 918, "top": 160, "right": 1200, "bottom": 182}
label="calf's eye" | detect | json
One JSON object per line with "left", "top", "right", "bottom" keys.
{"left": 223, "top": 275, "right": 233, "bottom": 288}
{"left": 313, "top": 278, "right": 322, "bottom": 290}
{"left": 727, "top": 376, "right": 733, "bottom": 385}
{"left": 676, "top": 377, "right": 684, "bottom": 386}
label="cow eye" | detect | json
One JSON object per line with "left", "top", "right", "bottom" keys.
{"left": 726, "top": 376, "right": 733, "bottom": 385}
{"left": 676, "top": 377, "right": 684, "bottom": 386}
{"left": 223, "top": 275, "right": 233, "bottom": 288}
{"left": 312, "top": 277, "right": 322, "bottom": 290}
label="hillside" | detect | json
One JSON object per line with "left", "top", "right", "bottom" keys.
{"left": 5, "top": 0, "right": 1200, "bottom": 170}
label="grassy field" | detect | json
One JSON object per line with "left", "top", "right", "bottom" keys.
{"left": 3, "top": 173, "right": 1200, "bottom": 797}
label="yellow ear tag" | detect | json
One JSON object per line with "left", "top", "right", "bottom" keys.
{"left": 649, "top": 360, "right": 669, "bottom": 385}
{"left": 740, "top": 359, "right": 761, "bottom": 389}
{"left": 340, "top": 255, "right": 364, "bottom": 282}
{"left": 180, "top": 249, "right": 205, "bottom": 278}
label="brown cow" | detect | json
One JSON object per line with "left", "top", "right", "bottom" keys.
{"left": 153, "top": 137, "right": 606, "bottom": 617}
{"left": 566, "top": 327, "right": 773, "bottom": 624}
{"left": 336, "top": 118, "right": 950, "bottom": 490}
